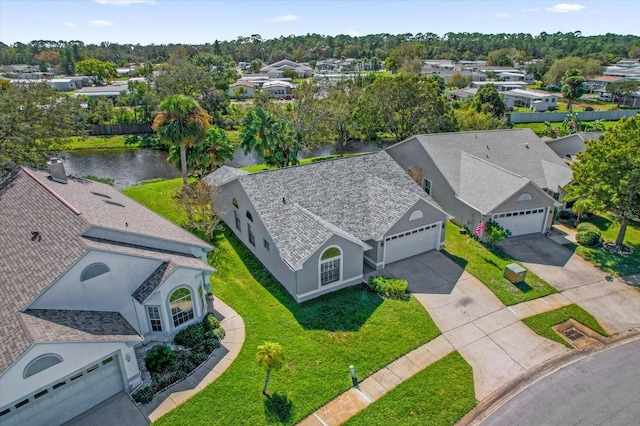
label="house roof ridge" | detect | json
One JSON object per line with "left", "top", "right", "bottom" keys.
{"left": 19, "top": 166, "right": 82, "bottom": 215}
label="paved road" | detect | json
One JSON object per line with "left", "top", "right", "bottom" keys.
{"left": 482, "top": 339, "right": 640, "bottom": 426}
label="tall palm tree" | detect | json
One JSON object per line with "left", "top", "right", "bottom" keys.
{"left": 152, "top": 95, "right": 211, "bottom": 186}
{"left": 561, "top": 69, "right": 585, "bottom": 113}
{"left": 255, "top": 342, "right": 285, "bottom": 395}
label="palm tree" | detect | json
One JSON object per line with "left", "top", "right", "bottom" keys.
{"left": 562, "top": 112, "right": 581, "bottom": 134}
{"left": 255, "top": 342, "right": 285, "bottom": 395}
{"left": 561, "top": 69, "right": 585, "bottom": 113}
{"left": 152, "top": 95, "right": 211, "bottom": 186}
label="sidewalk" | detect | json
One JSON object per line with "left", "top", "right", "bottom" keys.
{"left": 138, "top": 298, "right": 245, "bottom": 423}
{"left": 299, "top": 250, "right": 640, "bottom": 425}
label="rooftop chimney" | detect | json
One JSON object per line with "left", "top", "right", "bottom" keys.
{"left": 46, "top": 158, "right": 68, "bottom": 184}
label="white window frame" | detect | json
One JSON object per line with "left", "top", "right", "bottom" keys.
{"left": 422, "top": 178, "right": 433, "bottom": 196}
{"left": 168, "top": 287, "right": 194, "bottom": 328}
{"left": 318, "top": 246, "right": 342, "bottom": 287}
{"left": 146, "top": 305, "right": 163, "bottom": 332}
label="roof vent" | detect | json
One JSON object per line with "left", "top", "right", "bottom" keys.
{"left": 46, "top": 158, "right": 67, "bottom": 184}
{"left": 525, "top": 143, "right": 530, "bottom": 149}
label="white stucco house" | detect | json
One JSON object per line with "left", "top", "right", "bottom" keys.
{"left": 205, "top": 152, "right": 450, "bottom": 302}
{"left": 0, "top": 160, "right": 215, "bottom": 426}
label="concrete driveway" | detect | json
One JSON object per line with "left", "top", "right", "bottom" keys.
{"left": 65, "top": 392, "right": 148, "bottom": 426}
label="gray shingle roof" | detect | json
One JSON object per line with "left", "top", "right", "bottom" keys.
{"left": 0, "top": 167, "right": 212, "bottom": 374}
{"left": 21, "top": 309, "right": 142, "bottom": 342}
{"left": 208, "top": 152, "right": 445, "bottom": 270}
{"left": 407, "top": 129, "right": 572, "bottom": 194}
{"left": 204, "top": 165, "right": 248, "bottom": 187}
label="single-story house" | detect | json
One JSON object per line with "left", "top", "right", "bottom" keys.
{"left": 387, "top": 129, "right": 573, "bottom": 237}
{"left": 228, "top": 80, "right": 257, "bottom": 98}
{"left": 472, "top": 81, "right": 528, "bottom": 91}
{"left": 261, "top": 80, "right": 293, "bottom": 98}
{"left": 500, "top": 89, "right": 558, "bottom": 111}
{"left": 205, "top": 152, "right": 450, "bottom": 302}
{"left": 260, "top": 59, "right": 313, "bottom": 78}
{"left": 74, "top": 82, "right": 130, "bottom": 99}
{"left": 545, "top": 132, "right": 603, "bottom": 161}
{"left": 47, "top": 78, "right": 77, "bottom": 91}
{"left": 0, "top": 160, "right": 215, "bottom": 426}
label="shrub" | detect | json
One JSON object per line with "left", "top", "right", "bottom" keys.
{"left": 132, "top": 386, "right": 154, "bottom": 404}
{"left": 210, "top": 327, "right": 226, "bottom": 340}
{"left": 174, "top": 323, "right": 205, "bottom": 349}
{"left": 584, "top": 106, "right": 594, "bottom": 111}
{"left": 203, "top": 313, "right": 220, "bottom": 332}
{"left": 145, "top": 344, "right": 176, "bottom": 373}
{"left": 202, "top": 338, "right": 221, "bottom": 354}
{"left": 576, "top": 230, "right": 602, "bottom": 246}
{"left": 576, "top": 222, "right": 601, "bottom": 234}
{"left": 483, "top": 220, "right": 512, "bottom": 246}
{"left": 190, "top": 352, "right": 208, "bottom": 365}
{"left": 366, "top": 276, "right": 408, "bottom": 297}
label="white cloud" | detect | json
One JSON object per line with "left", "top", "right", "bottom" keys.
{"left": 546, "top": 3, "right": 586, "bottom": 13}
{"left": 522, "top": 8, "right": 539, "bottom": 12}
{"left": 347, "top": 30, "right": 361, "bottom": 37}
{"left": 63, "top": 22, "right": 78, "bottom": 28}
{"left": 273, "top": 14, "right": 299, "bottom": 22}
{"left": 92, "top": 0, "right": 156, "bottom": 5}
{"left": 496, "top": 13, "right": 510, "bottom": 18}
{"left": 87, "top": 20, "right": 115, "bottom": 27}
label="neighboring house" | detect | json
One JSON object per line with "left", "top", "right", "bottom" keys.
{"left": 205, "top": 152, "right": 450, "bottom": 302}
{"left": 261, "top": 80, "right": 293, "bottom": 98}
{"left": 387, "top": 129, "right": 573, "bottom": 237}
{"left": 545, "top": 132, "right": 603, "bottom": 161}
{"left": 0, "top": 160, "right": 215, "bottom": 426}
{"left": 448, "top": 87, "right": 478, "bottom": 101}
{"left": 260, "top": 59, "right": 313, "bottom": 78}
{"left": 500, "top": 89, "right": 558, "bottom": 111}
{"left": 228, "top": 80, "right": 257, "bottom": 98}
{"left": 47, "top": 78, "right": 77, "bottom": 91}
{"left": 472, "top": 81, "right": 528, "bottom": 91}
{"left": 74, "top": 82, "right": 130, "bottom": 99}
{"left": 584, "top": 75, "right": 626, "bottom": 94}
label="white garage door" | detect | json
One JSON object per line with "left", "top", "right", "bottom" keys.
{"left": 493, "top": 208, "right": 546, "bottom": 236}
{"left": 2, "top": 355, "right": 124, "bottom": 426}
{"left": 384, "top": 222, "right": 440, "bottom": 264}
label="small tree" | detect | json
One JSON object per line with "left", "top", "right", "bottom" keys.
{"left": 483, "top": 221, "right": 512, "bottom": 246}
{"left": 561, "top": 69, "right": 585, "bottom": 112}
{"left": 255, "top": 342, "right": 285, "bottom": 395}
{"left": 281, "top": 69, "right": 298, "bottom": 80}
{"left": 173, "top": 180, "right": 222, "bottom": 240}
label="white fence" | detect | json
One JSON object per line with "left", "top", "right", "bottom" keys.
{"left": 510, "top": 110, "right": 638, "bottom": 123}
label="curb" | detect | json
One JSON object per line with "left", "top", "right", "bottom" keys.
{"left": 457, "top": 329, "right": 640, "bottom": 425}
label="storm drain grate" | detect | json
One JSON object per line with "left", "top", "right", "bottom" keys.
{"left": 562, "top": 327, "right": 586, "bottom": 341}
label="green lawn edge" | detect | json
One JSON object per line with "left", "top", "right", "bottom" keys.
{"left": 522, "top": 304, "right": 610, "bottom": 348}
{"left": 443, "top": 222, "right": 557, "bottom": 305}
{"left": 123, "top": 179, "right": 443, "bottom": 425}
{"left": 344, "top": 352, "right": 475, "bottom": 426}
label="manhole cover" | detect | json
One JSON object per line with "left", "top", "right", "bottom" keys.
{"left": 562, "top": 327, "right": 585, "bottom": 341}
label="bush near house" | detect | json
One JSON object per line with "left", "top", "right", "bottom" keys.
{"left": 576, "top": 223, "right": 602, "bottom": 247}
{"left": 145, "top": 344, "right": 177, "bottom": 373}
{"left": 366, "top": 276, "right": 408, "bottom": 298}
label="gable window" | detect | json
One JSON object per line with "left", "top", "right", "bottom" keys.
{"left": 409, "top": 210, "right": 423, "bottom": 221}
{"left": 248, "top": 223, "right": 255, "bottom": 246}
{"left": 234, "top": 210, "right": 241, "bottom": 231}
{"left": 232, "top": 198, "right": 239, "bottom": 209}
{"left": 146, "top": 306, "right": 163, "bottom": 332}
{"left": 80, "top": 263, "right": 109, "bottom": 281}
{"left": 24, "top": 354, "right": 63, "bottom": 378}
{"left": 422, "top": 178, "right": 433, "bottom": 196}
{"left": 517, "top": 193, "right": 532, "bottom": 202}
{"left": 320, "top": 247, "right": 342, "bottom": 286}
{"left": 169, "top": 288, "right": 194, "bottom": 327}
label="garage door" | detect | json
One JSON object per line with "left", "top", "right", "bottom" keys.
{"left": 1, "top": 355, "right": 124, "bottom": 426}
{"left": 384, "top": 222, "right": 439, "bottom": 264}
{"left": 493, "top": 208, "right": 546, "bottom": 236}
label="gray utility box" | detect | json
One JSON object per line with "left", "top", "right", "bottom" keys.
{"left": 504, "top": 263, "right": 527, "bottom": 284}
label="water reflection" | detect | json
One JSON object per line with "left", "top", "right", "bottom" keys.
{"left": 62, "top": 140, "right": 388, "bottom": 190}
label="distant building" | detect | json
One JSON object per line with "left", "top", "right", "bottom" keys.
{"left": 260, "top": 59, "right": 313, "bottom": 78}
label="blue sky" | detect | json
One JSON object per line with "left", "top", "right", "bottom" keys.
{"left": 0, "top": 0, "right": 638, "bottom": 45}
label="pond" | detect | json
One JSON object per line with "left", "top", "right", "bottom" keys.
{"left": 61, "top": 140, "right": 389, "bottom": 190}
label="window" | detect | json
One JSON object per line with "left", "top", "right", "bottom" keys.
{"left": 246, "top": 210, "right": 253, "bottom": 222}
{"left": 198, "top": 284, "right": 206, "bottom": 312}
{"left": 320, "top": 247, "right": 341, "bottom": 286}
{"left": 169, "top": 288, "right": 194, "bottom": 327}
{"left": 23, "top": 354, "right": 63, "bottom": 378}
{"left": 409, "top": 210, "right": 423, "bottom": 221}
{"left": 517, "top": 193, "right": 532, "bottom": 202}
{"left": 232, "top": 198, "right": 239, "bottom": 208}
{"left": 263, "top": 239, "right": 270, "bottom": 251}
{"left": 80, "top": 263, "right": 109, "bottom": 281}
{"left": 248, "top": 223, "right": 255, "bottom": 246}
{"left": 422, "top": 178, "right": 432, "bottom": 196}
{"left": 146, "top": 306, "right": 162, "bottom": 332}
{"left": 234, "top": 210, "right": 241, "bottom": 231}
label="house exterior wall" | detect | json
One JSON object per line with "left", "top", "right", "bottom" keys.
{"left": 545, "top": 136, "right": 586, "bottom": 159}
{"left": 491, "top": 182, "right": 555, "bottom": 233}
{"left": 0, "top": 341, "right": 138, "bottom": 407}
{"left": 364, "top": 239, "right": 381, "bottom": 267}
{"left": 385, "top": 198, "right": 447, "bottom": 249}
{"left": 295, "top": 234, "right": 364, "bottom": 302}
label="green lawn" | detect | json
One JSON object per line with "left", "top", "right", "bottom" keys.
{"left": 522, "top": 304, "right": 609, "bottom": 348}
{"left": 512, "top": 120, "right": 619, "bottom": 137}
{"left": 123, "top": 179, "right": 443, "bottom": 425}
{"left": 240, "top": 153, "right": 366, "bottom": 172}
{"left": 444, "top": 222, "right": 557, "bottom": 306}
{"left": 62, "top": 134, "right": 139, "bottom": 151}
{"left": 344, "top": 352, "right": 475, "bottom": 426}
{"left": 565, "top": 214, "right": 640, "bottom": 276}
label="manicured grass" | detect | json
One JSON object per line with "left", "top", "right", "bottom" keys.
{"left": 443, "top": 222, "right": 557, "bottom": 306}
{"left": 564, "top": 214, "right": 640, "bottom": 276}
{"left": 124, "top": 179, "right": 442, "bottom": 425}
{"left": 522, "top": 304, "right": 609, "bottom": 348}
{"left": 62, "top": 134, "right": 138, "bottom": 151}
{"left": 122, "top": 178, "right": 188, "bottom": 226}
{"left": 344, "top": 352, "right": 475, "bottom": 426}
{"left": 512, "top": 120, "right": 618, "bottom": 137}
{"left": 240, "top": 153, "right": 366, "bottom": 173}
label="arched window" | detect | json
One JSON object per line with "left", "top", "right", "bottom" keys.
{"left": 517, "top": 193, "right": 532, "bottom": 202}
{"left": 409, "top": 210, "right": 423, "bottom": 221}
{"left": 80, "top": 263, "right": 110, "bottom": 282}
{"left": 169, "top": 287, "right": 194, "bottom": 327}
{"left": 232, "top": 198, "right": 239, "bottom": 208}
{"left": 319, "top": 247, "right": 342, "bottom": 286}
{"left": 24, "top": 354, "right": 63, "bottom": 378}
{"left": 246, "top": 211, "right": 253, "bottom": 222}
